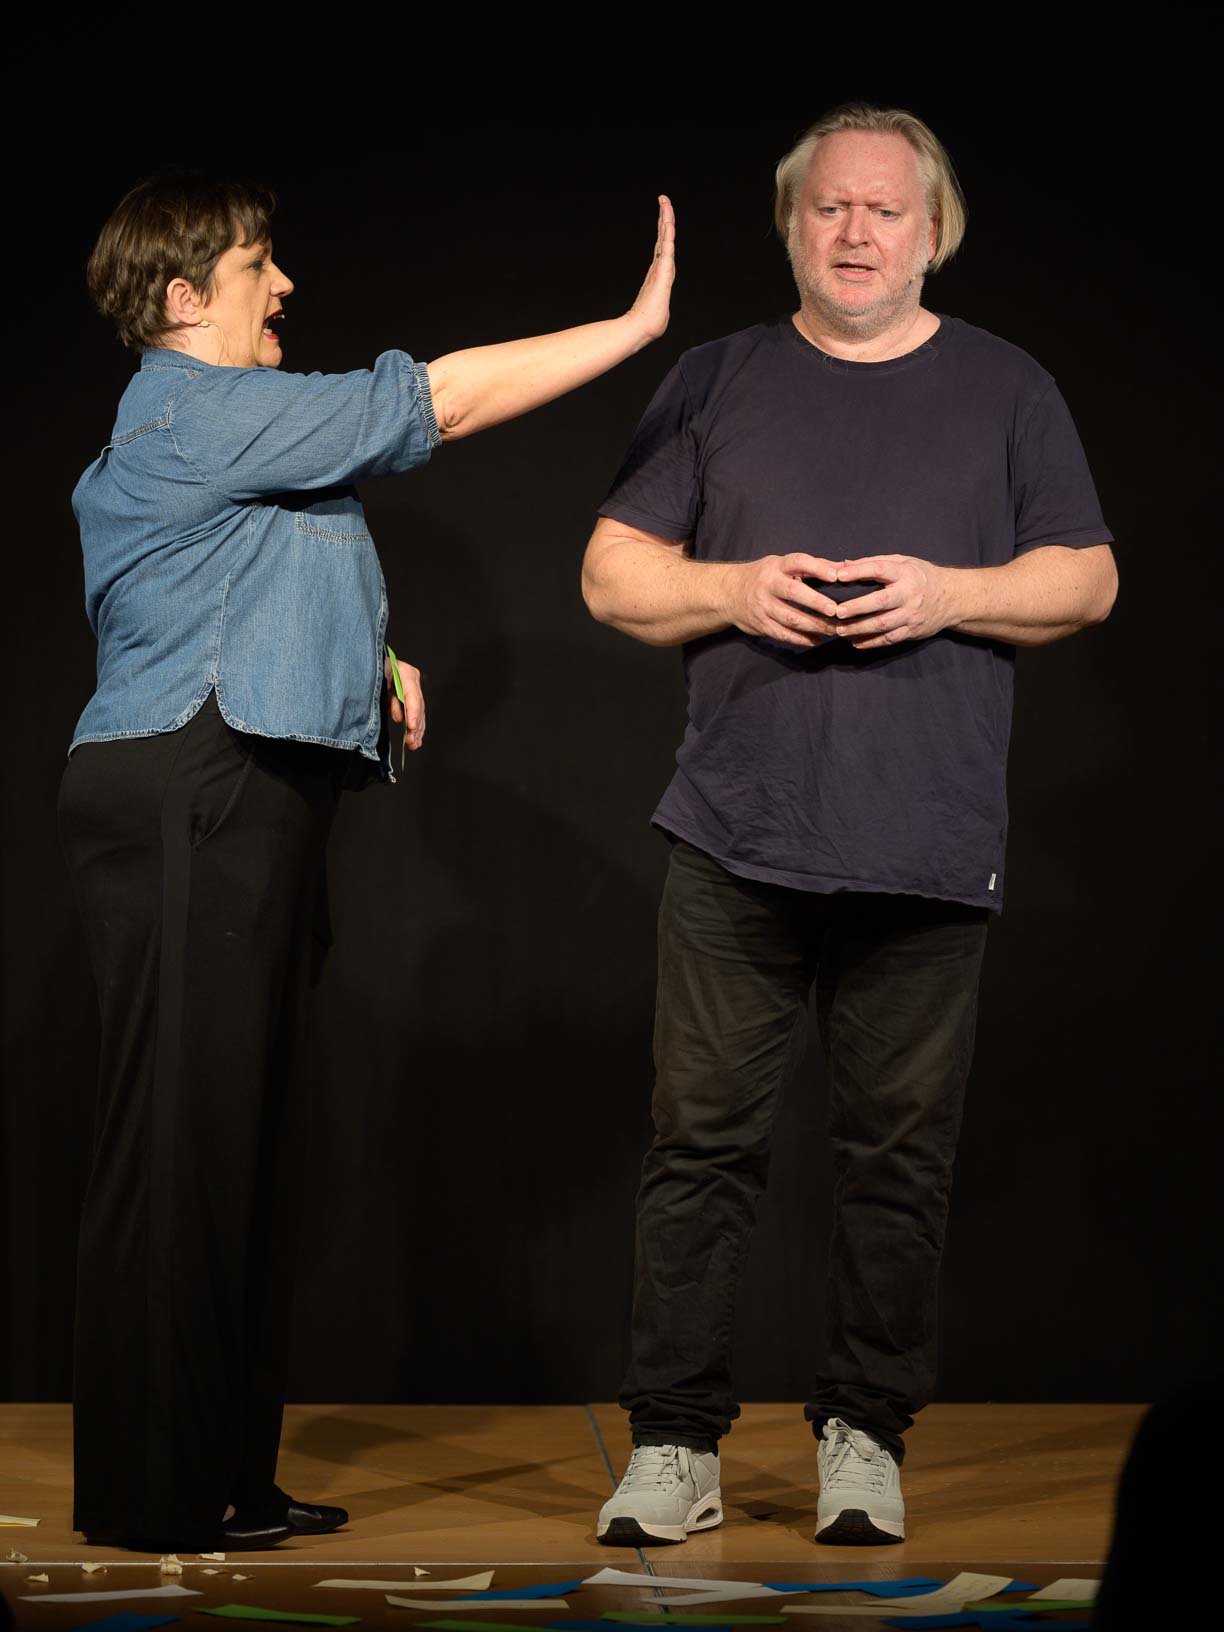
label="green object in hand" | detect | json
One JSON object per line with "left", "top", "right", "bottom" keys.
{"left": 385, "top": 641, "right": 408, "bottom": 771}
{"left": 385, "top": 641, "right": 406, "bottom": 703}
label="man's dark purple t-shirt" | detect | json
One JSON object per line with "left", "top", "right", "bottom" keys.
{"left": 598, "top": 312, "right": 1114, "bottom": 912}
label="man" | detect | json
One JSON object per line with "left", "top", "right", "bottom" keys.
{"left": 582, "top": 103, "right": 1116, "bottom": 1547}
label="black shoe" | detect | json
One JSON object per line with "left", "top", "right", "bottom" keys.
{"left": 83, "top": 1518, "right": 294, "bottom": 1553}
{"left": 229, "top": 1497, "right": 349, "bottom": 1537}
{"left": 284, "top": 1500, "right": 349, "bottom": 1536}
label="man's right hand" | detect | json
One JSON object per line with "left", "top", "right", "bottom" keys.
{"left": 723, "top": 554, "right": 843, "bottom": 645}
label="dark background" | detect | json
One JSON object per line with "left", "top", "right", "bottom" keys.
{"left": 2, "top": 23, "right": 1219, "bottom": 1408}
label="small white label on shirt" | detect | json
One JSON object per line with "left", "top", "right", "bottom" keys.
{"left": 988, "top": 872, "right": 997, "bottom": 891}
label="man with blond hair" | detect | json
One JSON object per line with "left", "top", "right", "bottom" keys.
{"left": 585, "top": 103, "right": 1116, "bottom": 1547}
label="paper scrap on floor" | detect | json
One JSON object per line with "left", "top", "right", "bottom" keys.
{"left": 317, "top": 1571, "right": 494, "bottom": 1592}
{"left": 782, "top": 1574, "right": 1014, "bottom": 1616}
{"left": 200, "top": 1609, "right": 359, "bottom": 1627}
{"left": 387, "top": 1598, "right": 570, "bottom": 1612}
{"left": 583, "top": 1571, "right": 787, "bottom": 1607}
{"left": 765, "top": 1581, "right": 944, "bottom": 1599}
{"left": 0, "top": 1515, "right": 39, "bottom": 1526}
{"left": 1027, "top": 1580, "right": 1098, "bottom": 1601}
{"left": 448, "top": 1582, "right": 582, "bottom": 1603}
{"left": 19, "top": 1584, "right": 202, "bottom": 1605}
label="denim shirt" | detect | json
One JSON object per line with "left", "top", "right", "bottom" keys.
{"left": 69, "top": 346, "right": 441, "bottom": 782}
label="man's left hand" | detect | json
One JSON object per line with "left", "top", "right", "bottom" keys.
{"left": 831, "top": 555, "right": 956, "bottom": 650}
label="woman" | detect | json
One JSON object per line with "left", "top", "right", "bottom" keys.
{"left": 58, "top": 172, "right": 675, "bottom": 1553}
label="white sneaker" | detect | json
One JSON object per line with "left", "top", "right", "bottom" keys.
{"left": 814, "top": 1417, "right": 905, "bottom": 1544}
{"left": 596, "top": 1443, "right": 723, "bottom": 1546}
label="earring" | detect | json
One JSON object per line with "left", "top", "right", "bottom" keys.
{"left": 199, "top": 320, "right": 211, "bottom": 329}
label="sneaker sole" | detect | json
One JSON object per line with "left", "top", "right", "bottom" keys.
{"left": 597, "top": 1492, "right": 723, "bottom": 1547}
{"left": 814, "top": 1507, "right": 904, "bottom": 1545}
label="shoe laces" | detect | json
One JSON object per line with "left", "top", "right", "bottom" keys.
{"left": 620, "top": 1444, "right": 687, "bottom": 1492}
{"left": 822, "top": 1419, "right": 891, "bottom": 1493}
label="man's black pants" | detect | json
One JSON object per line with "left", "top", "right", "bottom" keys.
{"left": 58, "top": 693, "right": 344, "bottom": 1543}
{"left": 621, "top": 839, "right": 989, "bottom": 1466}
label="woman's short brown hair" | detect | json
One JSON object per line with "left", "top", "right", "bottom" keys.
{"left": 86, "top": 172, "right": 276, "bottom": 353}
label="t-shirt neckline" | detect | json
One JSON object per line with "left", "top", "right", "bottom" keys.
{"left": 783, "top": 310, "right": 952, "bottom": 375}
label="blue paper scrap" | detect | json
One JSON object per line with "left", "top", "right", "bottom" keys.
{"left": 451, "top": 1580, "right": 585, "bottom": 1602}
{"left": 765, "top": 1579, "right": 943, "bottom": 1598}
{"left": 68, "top": 1618, "right": 181, "bottom": 1632}
{"left": 883, "top": 1615, "right": 1091, "bottom": 1631}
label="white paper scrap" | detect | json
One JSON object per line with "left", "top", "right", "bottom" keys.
{"left": 0, "top": 1516, "right": 39, "bottom": 1527}
{"left": 6, "top": 1550, "right": 29, "bottom": 1563}
{"left": 318, "top": 1572, "right": 494, "bottom": 1593}
{"left": 783, "top": 1573, "right": 1015, "bottom": 1616}
{"left": 583, "top": 1569, "right": 787, "bottom": 1606}
{"left": 200, "top": 1552, "right": 226, "bottom": 1562}
{"left": 415, "top": 1567, "right": 430, "bottom": 1577}
{"left": 19, "top": 1584, "right": 202, "bottom": 1605}
{"left": 82, "top": 1564, "right": 107, "bottom": 1574}
{"left": 203, "top": 1568, "right": 224, "bottom": 1576}
{"left": 27, "top": 1574, "right": 49, "bottom": 1583}
{"left": 1029, "top": 1579, "right": 1099, "bottom": 1602}
{"left": 159, "top": 1554, "right": 183, "bottom": 1575}
{"left": 233, "top": 1574, "right": 250, "bottom": 1582}
{"left": 385, "top": 1597, "right": 568, "bottom": 1612}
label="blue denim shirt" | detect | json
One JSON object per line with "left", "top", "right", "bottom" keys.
{"left": 69, "top": 346, "right": 441, "bottom": 781}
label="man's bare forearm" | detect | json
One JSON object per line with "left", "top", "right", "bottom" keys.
{"left": 941, "top": 544, "right": 1117, "bottom": 646}
{"left": 582, "top": 534, "right": 738, "bottom": 646}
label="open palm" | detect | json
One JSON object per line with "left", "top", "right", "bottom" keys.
{"left": 629, "top": 195, "right": 676, "bottom": 341}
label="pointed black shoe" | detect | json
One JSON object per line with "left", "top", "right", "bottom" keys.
{"left": 83, "top": 1517, "right": 294, "bottom": 1552}
{"left": 284, "top": 1499, "right": 349, "bottom": 1535}
{"left": 229, "top": 1497, "right": 350, "bottom": 1537}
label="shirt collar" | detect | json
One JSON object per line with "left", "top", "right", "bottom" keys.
{"left": 140, "top": 347, "right": 213, "bottom": 371}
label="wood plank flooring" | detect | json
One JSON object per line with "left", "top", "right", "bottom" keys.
{"left": 0, "top": 1402, "right": 1142, "bottom": 1628}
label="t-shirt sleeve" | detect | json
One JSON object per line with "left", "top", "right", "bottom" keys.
{"left": 174, "top": 349, "right": 442, "bottom": 501}
{"left": 1012, "top": 379, "right": 1114, "bottom": 556}
{"left": 597, "top": 361, "right": 700, "bottom": 542}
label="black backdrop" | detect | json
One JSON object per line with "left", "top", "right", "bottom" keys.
{"left": 2, "top": 25, "right": 1219, "bottom": 1409}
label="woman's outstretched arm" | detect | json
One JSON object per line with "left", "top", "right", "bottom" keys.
{"left": 424, "top": 197, "right": 675, "bottom": 441}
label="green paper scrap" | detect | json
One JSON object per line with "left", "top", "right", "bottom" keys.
{"left": 385, "top": 642, "right": 408, "bottom": 773}
{"left": 964, "top": 1604, "right": 1089, "bottom": 1614}
{"left": 385, "top": 643, "right": 407, "bottom": 704}
{"left": 602, "top": 1619, "right": 788, "bottom": 1626}
{"left": 199, "top": 1609, "right": 358, "bottom": 1628}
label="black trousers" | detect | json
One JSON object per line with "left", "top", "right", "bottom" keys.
{"left": 621, "top": 839, "right": 989, "bottom": 1466}
{"left": 58, "top": 693, "right": 346, "bottom": 1543}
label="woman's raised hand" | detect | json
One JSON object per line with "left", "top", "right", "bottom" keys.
{"left": 628, "top": 195, "right": 676, "bottom": 343}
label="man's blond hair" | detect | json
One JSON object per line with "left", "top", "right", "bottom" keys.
{"left": 774, "top": 102, "right": 967, "bottom": 273}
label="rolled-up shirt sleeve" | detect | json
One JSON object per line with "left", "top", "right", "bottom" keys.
{"left": 171, "top": 349, "right": 442, "bottom": 501}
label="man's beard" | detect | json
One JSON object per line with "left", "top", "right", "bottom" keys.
{"left": 787, "top": 225, "right": 927, "bottom": 337}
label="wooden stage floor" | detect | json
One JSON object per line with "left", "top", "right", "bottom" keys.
{"left": 0, "top": 1402, "right": 1141, "bottom": 1627}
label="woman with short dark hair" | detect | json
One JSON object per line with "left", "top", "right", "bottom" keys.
{"left": 59, "top": 171, "right": 675, "bottom": 1554}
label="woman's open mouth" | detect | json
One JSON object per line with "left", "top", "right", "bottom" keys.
{"left": 262, "top": 310, "right": 285, "bottom": 340}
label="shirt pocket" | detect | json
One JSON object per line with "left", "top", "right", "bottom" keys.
{"left": 293, "top": 485, "right": 373, "bottom": 546}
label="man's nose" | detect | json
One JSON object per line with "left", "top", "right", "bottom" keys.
{"left": 838, "top": 206, "right": 873, "bottom": 244}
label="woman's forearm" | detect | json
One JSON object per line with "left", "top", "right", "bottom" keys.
{"left": 426, "top": 314, "right": 655, "bottom": 440}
